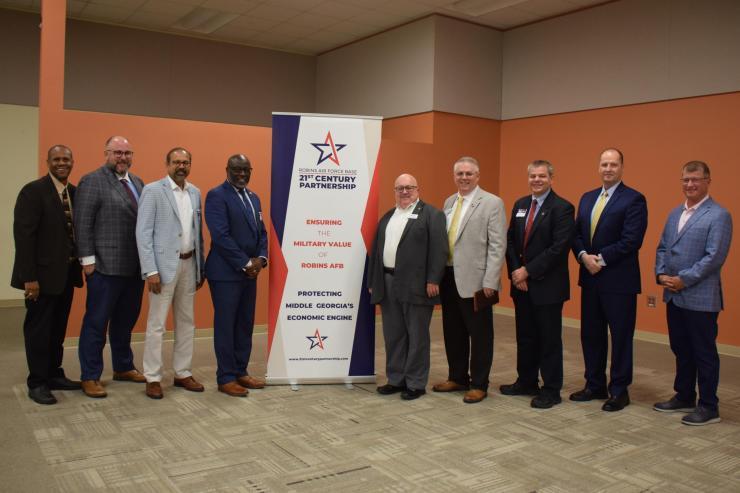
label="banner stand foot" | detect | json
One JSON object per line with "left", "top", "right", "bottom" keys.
{"left": 290, "top": 383, "right": 300, "bottom": 391}
{"left": 344, "top": 383, "right": 353, "bottom": 390}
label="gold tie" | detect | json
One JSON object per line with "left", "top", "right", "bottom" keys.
{"left": 448, "top": 195, "right": 463, "bottom": 262}
{"left": 590, "top": 191, "right": 608, "bottom": 240}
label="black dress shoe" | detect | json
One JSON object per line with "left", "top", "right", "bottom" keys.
{"left": 569, "top": 387, "right": 609, "bottom": 401}
{"left": 377, "top": 383, "right": 406, "bottom": 395}
{"left": 28, "top": 385, "right": 57, "bottom": 405}
{"left": 401, "top": 388, "right": 426, "bottom": 400}
{"left": 48, "top": 376, "right": 82, "bottom": 390}
{"left": 653, "top": 395, "right": 695, "bottom": 413}
{"left": 602, "top": 392, "right": 630, "bottom": 412}
{"left": 500, "top": 381, "right": 539, "bottom": 396}
{"left": 531, "top": 394, "right": 562, "bottom": 409}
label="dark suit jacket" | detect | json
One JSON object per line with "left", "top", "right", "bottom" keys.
{"left": 204, "top": 181, "right": 268, "bottom": 282}
{"left": 572, "top": 182, "right": 647, "bottom": 294}
{"left": 506, "top": 191, "right": 574, "bottom": 305}
{"left": 11, "top": 175, "right": 83, "bottom": 295}
{"left": 368, "top": 200, "right": 448, "bottom": 306}
{"left": 74, "top": 165, "right": 144, "bottom": 277}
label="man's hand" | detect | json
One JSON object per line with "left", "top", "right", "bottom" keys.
{"left": 245, "top": 258, "right": 263, "bottom": 278}
{"left": 24, "top": 281, "right": 40, "bottom": 301}
{"left": 147, "top": 274, "right": 162, "bottom": 294}
{"left": 511, "top": 266, "right": 528, "bottom": 284}
{"left": 660, "top": 275, "right": 685, "bottom": 293}
{"left": 83, "top": 263, "right": 95, "bottom": 276}
{"left": 581, "top": 254, "right": 602, "bottom": 275}
{"left": 483, "top": 287, "right": 496, "bottom": 298}
{"left": 514, "top": 280, "right": 528, "bottom": 292}
{"left": 426, "top": 283, "right": 440, "bottom": 298}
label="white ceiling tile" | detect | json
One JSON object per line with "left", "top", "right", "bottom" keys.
{"left": 379, "top": 1, "right": 434, "bottom": 18}
{"left": 246, "top": 2, "right": 302, "bottom": 21}
{"left": 268, "top": 22, "right": 317, "bottom": 38}
{"left": 90, "top": 0, "right": 147, "bottom": 8}
{"left": 141, "top": 0, "right": 199, "bottom": 16}
{"left": 224, "top": 14, "right": 279, "bottom": 30}
{"left": 81, "top": 3, "right": 135, "bottom": 22}
{"left": 285, "top": 11, "right": 343, "bottom": 29}
{"left": 125, "top": 9, "right": 183, "bottom": 28}
{"left": 201, "top": 0, "right": 260, "bottom": 14}
{"left": 264, "top": 0, "right": 326, "bottom": 12}
{"left": 308, "top": 1, "right": 370, "bottom": 20}
{"left": 518, "top": 0, "right": 580, "bottom": 17}
{"left": 476, "top": 5, "right": 541, "bottom": 28}
{"left": 323, "top": 19, "right": 380, "bottom": 37}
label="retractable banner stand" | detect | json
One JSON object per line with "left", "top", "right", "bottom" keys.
{"left": 267, "top": 113, "right": 382, "bottom": 385}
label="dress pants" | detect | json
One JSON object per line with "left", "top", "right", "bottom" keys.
{"left": 667, "top": 301, "right": 720, "bottom": 411}
{"left": 513, "top": 294, "right": 563, "bottom": 396}
{"left": 23, "top": 262, "right": 76, "bottom": 389}
{"left": 380, "top": 272, "right": 433, "bottom": 391}
{"left": 580, "top": 288, "right": 636, "bottom": 396}
{"left": 440, "top": 267, "right": 494, "bottom": 391}
{"left": 142, "top": 257, "right": 196, "bottom": 382}
{"left": 208, "top": 278, "right": 256, "bottom": 385}
{"left": 78, "top": 272, "right": 144, "bottom": 381}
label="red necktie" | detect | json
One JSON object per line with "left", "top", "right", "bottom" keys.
{"left": 120, "top": 178, "right": 137, "bottom": 209}
{"left": 523, "top": 199, "right": 537, "bottom": 248}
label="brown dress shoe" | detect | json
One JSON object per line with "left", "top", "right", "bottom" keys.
{"left": 112, "top": 369, "right": 147, "bottom": 383}
{"left": 218, "top": 381, "right": 248, "bottom": 397}
{"left": 463, "top": 389, "right": 488, "bottom": 403}
{"left": 146, "top": 382, "right": 163, "bottom": 399}
{"left": 432, "top": 380, "right": 470, "bottom": 392}
{"left": 237, "top": 375, "right": 265, "bottom": 389}
{"left": 81, "top": 380, "right": 107, "bottom": 398}
{"left": 174, "top": 376, "right": 205, "bottom": 392}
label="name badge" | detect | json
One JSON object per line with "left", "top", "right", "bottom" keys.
{"left": 516, "top": 209, "right": 527, "bottom": 218}
{"left": 258, "top": 211, "right": 263, "bottom": 221}
{"left": 408, "top": 214, "right": 418, "bottom": 219}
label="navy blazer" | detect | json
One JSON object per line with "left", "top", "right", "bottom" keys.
{"left": 572, "top": 182, "right": 647, "bottom": 294}
{"left": 204, "top": 181, "right": 268, "bottom": 282}
{"left": 655, "top": 198, "right": 732, "bottom": 312}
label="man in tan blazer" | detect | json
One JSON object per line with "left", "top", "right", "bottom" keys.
{"left": 433, "top": 157, "right": 507, "bottom": 403}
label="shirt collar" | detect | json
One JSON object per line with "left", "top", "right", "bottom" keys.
{"left": 532, "top": 188, "right": 551, "bottom": 205}
{"left": 684, "top": 195, "right": 710, "bottom": 211}
{"left": 458, "top": 186, "right": 479, "bottom": 201}
{"left": 167, "top": 175, "right": 190, "bottom": 191}
{"left": 48, "top": 173, "right": 67, "bottom": 195}
{"left": 396, "top": 199, "right": 419, "bottom": 213}
{"left": 601, "top": 181, "right": 621, "bottom": 196}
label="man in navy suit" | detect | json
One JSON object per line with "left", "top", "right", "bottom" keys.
{"left": 654, "top": 161, "right": 732, "bottom": 425}
{"left": 205, "top": 154, "right": 267, "bottom": 397}
{"left": 571, "top": 148, "right": 647, "bottom": 412}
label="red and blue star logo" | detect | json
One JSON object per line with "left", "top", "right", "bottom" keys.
{"left": 311, "top": 131, "right": 346, "bottom": 166}
{"left": 306, "top": 328, "right": 328, "bottom": 350}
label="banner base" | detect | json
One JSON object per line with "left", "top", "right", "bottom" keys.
{"left": 266, "top": 376, "right": 376, "bottom": 385}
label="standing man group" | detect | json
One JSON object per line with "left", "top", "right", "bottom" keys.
{"left": 136, "top": 147, "right": 206, "bottom": 399}
{"left": 369, "top": 174, "right": 448, "bottom": 400}
{"left": 433, "top": 157, "right": 507, "bottom": 404}
{"left": 75, "top": 136, "right": 147, "bottom": 398}
{"left": 502, "top": 160, "right": 575, "bottom": 409}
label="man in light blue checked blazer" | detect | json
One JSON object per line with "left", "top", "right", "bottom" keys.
{"left": 136, "top": 147, "right": 206, "bottom": 400}
{"left": 654, "top": 160, "right": 732, "bottom": 426}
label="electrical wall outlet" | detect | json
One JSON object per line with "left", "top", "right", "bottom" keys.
{"left": 647, "top": 295, "right": 656, "bottom": 308}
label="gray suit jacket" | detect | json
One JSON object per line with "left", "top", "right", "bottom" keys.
{"left": 368, "top": 200, "right": 448, "bottom": 305}
{"left": 136, "top": 177, "right": 205, "bottom": 285}
{"left": 74, "top": 165, "right": 144, "bottom": 277}
{"left": 655, "top": 197, "right": 732, "bottom": 312}
{"left": 444, "top": 187, "right": 507, "bottom": 298}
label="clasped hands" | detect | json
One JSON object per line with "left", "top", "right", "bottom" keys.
{"left": 581, "top": 253, "right": 603, "bottom": 275}
{"left": 658, "top": 274, "right": 685, "bottom": 293}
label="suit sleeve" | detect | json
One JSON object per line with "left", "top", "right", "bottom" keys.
{"left": 73, "top": 174, "right": 100, "bottom": 258}
{"left": 600, "top": 192, "right": 648, "bottom": 265}
{"left": 13, "top": 185, "right": 41, "bottom": 283}
{"left": 678, "top": 210, "right": 733, "bottom": 288}
{"left": 426, "top": 208, "right": 448, "bottom": 284}
{"left": 205, "top": 190, "right": 250, "bottom": 272}
{"left": 654, "top": 215, "right": 671, "bottom": 281}
{"left": 526, "top": 200, "right": 575, "bottom": 280}
{"left": 483, "top": 196, "right": 507, "bottom": 290}
{"left": 135, "top": 186, "right": 157, "bottom": 277}
{"left": 571, "top": 195, "right": 588, "bottom": 259}
{"left": 505, "top": 202, "right": 520, "bottom": 276}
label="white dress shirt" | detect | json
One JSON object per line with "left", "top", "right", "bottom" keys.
{"left": 678, "top": 195, "right": 710, "bottom": 233}
{"left": 383, "top": 199, "right": 418, "bottom": 268}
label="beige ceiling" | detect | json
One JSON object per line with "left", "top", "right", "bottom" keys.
{"left": 1, "top": 0, "right": 610, "bottom": 55}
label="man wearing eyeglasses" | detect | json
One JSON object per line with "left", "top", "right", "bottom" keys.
{"left": 204, "top": 154, "right": 267, "bottom": 397}
{"left": 368, "top": 174, "right": 448, "bottom": 400}
{"left": 654, "top": 161, "right": 732, "bottom": 425}
{"left": 136, "top": 148, "right": 206, "bottom": 400}
{"left": 74, "top": 136, "right": 146, "bottom": 398}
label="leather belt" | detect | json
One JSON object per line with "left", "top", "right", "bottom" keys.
{"left": 179, "top": 251, "right": 194, "bottom": 259}
{"left": 383, "top": 267, "right": 395, "bottom": 275}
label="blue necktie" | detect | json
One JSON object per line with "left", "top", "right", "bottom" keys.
{"left": 238, "top": 188, "right": 257, "bottom": 230}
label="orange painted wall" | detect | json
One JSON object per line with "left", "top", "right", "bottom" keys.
{"left": 499, "top": 92, "right": 739, "bottom": 346}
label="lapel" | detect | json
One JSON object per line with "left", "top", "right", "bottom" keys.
{"left": 161, "top": 178, "right": 181, "bottom": 222}
{"left": 42, "top": 175, "right": 67, "bottom": 224}
{"left": 527, "top": 192, "right": 554, "bottom": 242}
{"left": 398, "top": 201, "right": 423, "bottom": 245}
{"left": 104, "top": 166, "right": 137, "bottom": 213}
{"left": 226, "top": 181, "right": 256, "bottom": 233}
{"left": 457, "top": 194, "right": 482, "bottom": 238}
{"left": 672, "top": 199, "right": 713, "bottom": 245}
{"left": 590, "top": 183, "right": 623, "bottom": 241}
{"left": 187, "top": 187, "right": 199, "bottom": 236}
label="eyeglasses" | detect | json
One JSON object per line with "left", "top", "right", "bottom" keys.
{"left": 169, "top": 160, "right": 191, "bottom": 166}
{"left": 394, "top": 185, "right": 418, "bottom": 192}
{"left": 680, "top": 177, "right": 708, "bottom": 185}
{"left": 229, "top": 166, "right": 252, "bottom": 175}
{"left": 107, "top": 149, "right": 134, "bottom": 158}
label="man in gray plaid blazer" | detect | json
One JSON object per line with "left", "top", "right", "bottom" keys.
{"left": 654, "top": 160, "right": 733, "bottom": 426}
{"left": 136, "top": 148, "right": 206, "bottom": 399}
{"left": 74, "top": 136, "right": 146, "bottom": 398}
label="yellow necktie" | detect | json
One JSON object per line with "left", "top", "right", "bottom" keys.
{"left": 590, "top": 191, "right": 608, "bottom": 240}
{"left": 448, "top": 196, "right": 463, "bottom": 262}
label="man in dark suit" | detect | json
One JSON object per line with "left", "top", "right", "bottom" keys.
{"left": 571, "top": 148, "right": 647, "bottom": 411}
{"left": 368, "top": 174, "right": 448, "bottom": 400}
{"left": 654, "top": 161, "right": 732, "bottom": 426}
{"left": 502, "top": 160, "right": 575, "bottom": 409}
{"left": 12, "top": 145, "right": 83, "bottom": 405}
{"left": 74, "top": 136, "right": 146, "bottom": 398}
{"left": 205, "top": 154, "right": 268, "bottom": 397}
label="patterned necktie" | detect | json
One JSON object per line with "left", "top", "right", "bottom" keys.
{"left": 238, "top": 188, "right": 257, "bottom": 228}
{"left": 590, "top": 191, "right": 608, "bottom": 241}
{"left": 61, "top": 187, "right": 75, "bottom": 258}
{"left": 120, "top": 178, "right": 138, "bottom": 209}
{"left": 447, "top": 195, "right": 463, "bottom": 262}
{"left": 523, "top": 198, "right": 537, "bottom": 248}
